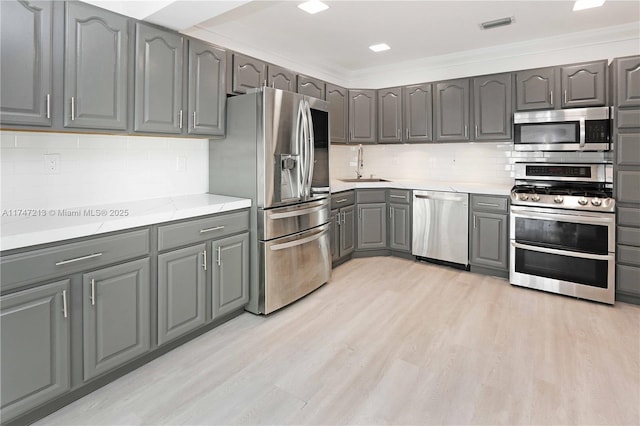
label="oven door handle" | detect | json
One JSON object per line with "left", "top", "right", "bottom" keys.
{"left": 511, "top": 241, "right": 612, "bottom": 261}
{"left": 510, "top": 207, "right": 614, "bottom": 225}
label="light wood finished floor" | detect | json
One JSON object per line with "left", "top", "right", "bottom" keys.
{"left": 36, "top": 257, "right": 640, "bottom": 425}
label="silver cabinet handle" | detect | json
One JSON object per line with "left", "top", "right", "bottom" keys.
{"left": 390, "top": 195, "right": 405, "bottom": 199}
{"left": 349, "top": 130, "right": 353, "bottom": 140}
{"left": 341, "top": 211, "right": 346, "bottom": 224}
{"left": 464, "top": 125, "right": 468, "bottom": 138}
{"left": 564, "top": 90, "right": 567, "bottom": 105}
{"left": 396, "top": 129, "right": 400, "bottom": 139}
{"left": 216, "top": 246, "right": 222, "bottom": 266}
{"left": 475, "top": 125, "right": 479, "bottom": 138}
{"left": 202, "top": 250, "right": 207, "bottom": 271}
{"left": 90, "top": 279, "right": 96, "bottom": 306}
{"left": 477, "top": 202, "right": 500, "bottom": 207}
{"left": 473, "top": 215, "right": 477, "bottom": 229}
{"left": 46, "top": 94, "right": 51, "bottom": 119}
{"left": 62, "top": 290, "right": 68, "bottom": 318}
{"left": 336, "top": 212, "right": 341, "bottom": 225}
{"left": 179, "top": 110, "right": 183, "bottom": 129}
{"left": 55, "top": 252, "right": 103, "bottom": 266}
{"left": 550, "top": 90, "right": 554, "bottom": 106}
{"left": 335, "top": 198, "right": 348, "bottom": 204}
{"left": 200, "top": 225, "right": 224, "bottom": 233}
{"left": 193, "top": 111, "right": 197, "bottom": 127}
{"left": 70, "top": 96, "right": 75, "bottom": 121}
{"left": 406, "top": 128, "right": 409, "bottom": 140}
{"left": 389, "top": 206, "right": 393, "bottom": 219}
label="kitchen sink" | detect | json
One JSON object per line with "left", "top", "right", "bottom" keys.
{"left": 340, "top": 178, "right": 389, "bottom": 182}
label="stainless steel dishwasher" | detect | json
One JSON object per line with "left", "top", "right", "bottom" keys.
{"left": 412, "top": 190, "right": 469, "bottom": 267}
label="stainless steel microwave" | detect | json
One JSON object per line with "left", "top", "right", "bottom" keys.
{"left": 513, "top": 107, "right": 610, "bottom": 152}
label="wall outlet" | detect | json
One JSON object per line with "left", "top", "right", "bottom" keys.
{"left": 176, "top": 156, "right": 187, "bottom": 172}
{"left": 44, "top": 154, "right": 60, "bottom": 174}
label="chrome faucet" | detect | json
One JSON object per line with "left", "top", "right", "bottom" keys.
{"left": 356, "top": 144, "right": 363, "bottom": 179}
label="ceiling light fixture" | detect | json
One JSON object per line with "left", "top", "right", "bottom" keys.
{"left": 298, "top": 0, "right": 329, "bottom": 15}
{"left": 480, "top": 16, "right": 514, "bottom": 30}
{"left": 369, "top": 43, "right": 391, "bottom": 53}
{"left": 573, "top": 0, "right": 606, "bottom": 11}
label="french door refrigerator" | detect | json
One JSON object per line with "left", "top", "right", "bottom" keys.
{"left": 209, "top": 87, "right": 331, "bottom": 314}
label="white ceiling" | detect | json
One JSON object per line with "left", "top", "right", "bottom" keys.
{"left": 86, "top": 0, "right": 640, "bottom": 84}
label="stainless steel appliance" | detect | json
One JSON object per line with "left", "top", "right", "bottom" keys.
{"left": 514, "top": 107, "right": 610, "bottom": 152}
{"left": 509, "top": 162, "right": 616, "bottom": 304}
{"left": 412, "top": 190, "right": 469, "bottom": 267}
{"left": 209, "top": 87, "right": 331, "bottom": 314}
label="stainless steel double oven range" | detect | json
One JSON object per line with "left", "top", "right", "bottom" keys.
{"left": 509, "top": 163, "right": 615, "bottom": 304}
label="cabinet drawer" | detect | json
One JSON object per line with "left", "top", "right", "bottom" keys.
{"left": 617, "top": 109, "right": 640, "bottom": 129}
{"left": 356, "top": 190, "right": 386, "bottom": 204}
{"left": 388, "top": 189, "right": 411, "bottom": 204}
{"left": 618, "top": 207, "right": 640, "bottom": 227}
{"left": 157, "top": 210, "right": 249, "bottom": 251}
{"left": 1, "top": 230, "right": 149, "bottom": 292}
{"left": 617, "top": 264, "right": 640, "bottom": 295}
{"left": 618, "top": 244, "right": 640, "bottom": 266}
{"left": 471, "top": 194, "right": 509, "bottom": 213}
{"left": 617, "top": 133, "right": 640, "bottom": 166}
{"left": 331, "top": 191, "right": 355, "bottom": 209}
{"left": 618, "top": 226, "right": 640, "bottom": 246}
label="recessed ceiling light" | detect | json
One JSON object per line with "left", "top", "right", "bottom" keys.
{"left": 480, "top": 16, "right": 514, "bottom": 30}
{"left": 573, "top": 0, "right": 605, "bottom": 11}
{"left": 298, "top": 0, "right": 329, "bottom": 15}
{"left": 369, "top": 43, "right": 391, "bottom": 53}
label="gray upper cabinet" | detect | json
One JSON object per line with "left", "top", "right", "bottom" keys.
{"left": 187, "top": 39, "right": 226, "bottom": 136}
{"left": 134, "top": 23, "right": 183, "bottom": 134}
{"left": 435, "top": 79, "right": 470, "bottom": 142}
{"left": 473, "top": 73, "right": 513, "bottom": 141}
{"left": 82, "top": 259, "right": 150, "bottom": 381}
{"left": 0, "top": 0, "right": 52, "bottom": 127}
{"left": 211, "top": 233, "right": 249, "bottom": 319}
{"left": 560, "top": 60, "right": 607, "bottom": 108}
{"left": 297, "top": 75, "right": 325, "bottom": 100}
{"left": 378, "top": 87, "right": 403, "bottom": 143}
{"left": 231, "top": 53, "right": 267, "bottom": 94}
{"left": 64, "top": 2, "right": 129, "bottom": 130}
{"left": 516, "top": 67, "right": 555, "bottom": 111}
{"left": 1, "top": 280, "right": 70, "bottom": 422}
{"left": 268, "top": 65, "right": 296, "bottom": 92}
{"left": 403, "top": 83, "right": 433, "bottom": 143}
{"left": 326, "top": 84, "right": 348, "bottom": 144}
{"left": 349, "top": 89, "right": 377, "bottom": 143}
{"left": 615, "top": 56, "right": 640, "bottom": 108}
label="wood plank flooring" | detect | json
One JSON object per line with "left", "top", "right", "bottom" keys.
{"left": 36, "top": 257, "right": 640, "bottom": 425}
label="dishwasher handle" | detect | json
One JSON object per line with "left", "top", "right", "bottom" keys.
{"left": 414, "top": 192, "right": 468, "bottom": 203}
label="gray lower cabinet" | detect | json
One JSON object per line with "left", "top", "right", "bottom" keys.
{"left": 473, "top": 73, "right": 513, "bottom": 141}
{"left": 435, "top": 78, "right": 470, "bottom": 142}
{"left": 469, "top": 194, "right": 509, "bottom": 275}
{"left": 357, "top": 203, "right": 386, "bottom": 249}
{"left": 403, "top": 83, "right": 433, "bottom": 143}
{"left": 389, "top": 203, "right": 411, "bottom": 252}
{"left": 330, "top": 208, "right": 340, "bottom": 262}
{"left": 82, "top": 258, "right": 150, "bottom": 381}
{"left": 0, "top": 0, "right": 53, "bottom": 127}
{"left": 64, "top": 2, "right": 129, "bottom": 130}
{"left": 268, "top": 65, "right": 296, "bottom": 92}
{"left": 134, "top": 23, "right": 183, "bottom": 134}
{"left": 327, "top": 84, "right": 348, "bottom": 143}
{"left": 211, "top": 233, "right": 249, "bottom": 319}
{"left": 378, "top": 87, "right": 403, "bottom": 143}
{"left": 615, "top": 55, "right": 640, "bottom": 108}
{"left": 515, "top": 67, "right": 555, "bottom": 111}
{"left": 0, "top": 280, "right": 70, "bottom": 422}
{"left": 560, "top": 60, "right": 607, "bottom": 108}
{"left": 297, "top": 75, "right": 325, "bottom": 100}
{"left": 330, "top": 191, "right": 356, "bottom": 263}
{"left": 187, "top": 39, "right": 226, "bottom": 136}
{"left": 157, "top": 244, "right": 206, "bottom": 345}
{"left": 349, "top": 89, "right": 377, "bottom": 143}
{"left": 231, "top": 52, "right": 267, "bottom": 94}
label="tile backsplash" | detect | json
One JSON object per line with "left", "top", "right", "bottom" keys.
{"left": 1, "top": 132, "right": 209, "bottom": 210}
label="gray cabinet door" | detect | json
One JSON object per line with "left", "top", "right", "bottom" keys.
{"left": 64, "top": 2, "right": 129, "bottom": 130}
{"left": 297, "top": 75, "right": 325, "bottom": 100}
{"left": 83, "top": 259, "right": 150, "bottom": 381}
{"left": 435, "top": 79, "right": 470, "bottom": 141}
{"left": 473, "top": 73, "right": 513, "bottom": 141}
{"left": 211, "top": 233, "right": 249, "bottom": 319}
{"left": 357, "top": 203, "right": 387, "bottom": 249}
{"left": 1, "top": 280, "right": 70, "bottom": 422}
{"left": 561, "top": 61, "right": 606, "bottom": 108}
{"left": 516, "top": 67, "right": 555, "bottom": 110}
{"left": 134, "top": 23, "right": 183, "bottom": 134}
{"left": 327, "top": 84, "right": 348, "bottom": 144}
{"left": 330, "top": 208, "right": 340, "bottom": 262}
{"left": 268, "top": 65, "right": 296, "bottom": 92}
{"left": 378, "top": 87, "right": 403, "bottom": 143}
{"left": 340, "top": 205, "right": 356, "bottom": 257}
{"left": 349, "top": 89, "right": 377, "bottom": 143}
{"left": 403, "top": 83, "right": 433, "bottom": 143}
{"left": 157, "top": 244, "right": 206, "bottom": 345}
{"left": 231, "top": 53, "right": 266, "bottom": 94}
{"left": 615, "top": 56, "right": 640, "bottom": 108}
{"left": 389, "top": 203, "right": 411, "bottom": 252}
{"left": 470, "top": 211, "right": 508, "bottom": 270}
{"left": 0, "top": 0, "right": 52, "bottom": 126}
{"left": 187, "top": 39, "right": 226, "bottom": 136}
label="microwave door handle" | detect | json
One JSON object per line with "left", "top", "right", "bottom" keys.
{"left": 579, "top": 117, "right": 586, "bottom": 148}
{"left": 305, "top": 101, "right": 315, "bottom": 196}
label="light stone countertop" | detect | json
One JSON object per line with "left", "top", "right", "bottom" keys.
{"left": 330, "top": 178, "right": 513, "bottom": 196}
{"left": 0, "top": 193, "right": 251, "bottom": 252}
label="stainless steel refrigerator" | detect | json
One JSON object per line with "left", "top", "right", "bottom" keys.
{"left": 209, "top": 87, "right": 331, "bottom": 314}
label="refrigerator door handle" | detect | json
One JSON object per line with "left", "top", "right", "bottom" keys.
{"left": 300, "top": 100, "right": 310, "bottom": 198}
{"left": 305, "top": 101, "right": 315, "bottom": 198}
{"left": 296, "top": 100, "right": 306, "bottom": 199}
